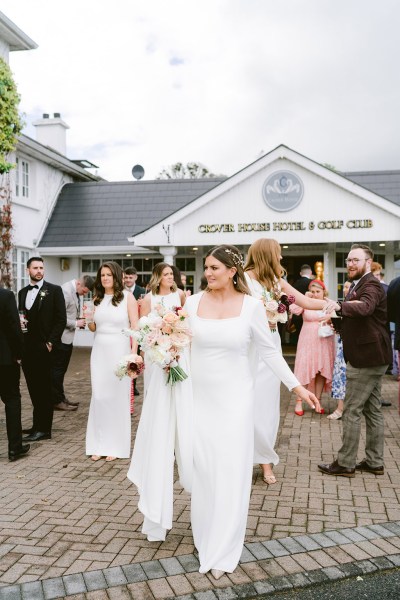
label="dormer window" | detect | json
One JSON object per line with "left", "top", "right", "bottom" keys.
{"left": 16, "top": 157, "right": 30, "bottom": 198}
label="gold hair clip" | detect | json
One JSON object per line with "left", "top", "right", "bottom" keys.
{"left": 225, "top": 248, "right": 244, "bottom": 268}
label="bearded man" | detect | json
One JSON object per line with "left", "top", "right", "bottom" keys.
{"left": 318, "top": 243, "right": 392, "bottom": 477}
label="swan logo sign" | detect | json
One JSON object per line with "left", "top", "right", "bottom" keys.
{"left": 262, "top": 170, "right": 304, "bottom": 212}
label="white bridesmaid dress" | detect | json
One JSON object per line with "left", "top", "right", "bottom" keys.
{"left": 245, "top": 273, "right": 282, "bottom": 467}
{"left": 185, "top": 292, "right": 299, "bottom": 574}
{"left": 127, "top": 290, "right": 193, "bottom": 541}
{"left": 86, "top": 291, "right": 131, "bottom": 458}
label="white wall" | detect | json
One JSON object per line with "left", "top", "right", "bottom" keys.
{"left": 0, "top": 38, "right": 9, "bottom": 60}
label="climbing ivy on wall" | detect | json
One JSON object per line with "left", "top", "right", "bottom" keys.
{"left": 0, "top": 57, "right": 23, "bottom": 287}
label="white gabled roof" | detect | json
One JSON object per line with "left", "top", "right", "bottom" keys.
{"left": 0, "top": 11, "right": 38, "bottom": 52}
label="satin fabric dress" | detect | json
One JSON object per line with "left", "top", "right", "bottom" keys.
{"left": 244, "top": 274, "right": 281, "bottom": 466}
{"left": 185, "top": 292, "right": 299, "bottom": 574}
{"left": 127, "top": 290, "right": 193, "bottom": 541}
{"left": 86, "top": 291, "right": 131, "bottom": 458}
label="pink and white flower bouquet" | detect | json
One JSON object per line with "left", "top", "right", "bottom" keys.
{"left": 115, "top": 354, "right": 144, "bottom": 380}
{"left": 124, "top": 304, "right": 192, "bottom": 385}
{"left": 261, "top": 287, "right": 296, "bottom": 331}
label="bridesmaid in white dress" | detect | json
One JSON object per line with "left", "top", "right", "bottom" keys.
{"left": 86, "top": 262, "right": 138, "bottom": 462}
{"left": 185, "top": 244, "right": 322, "bottom": 579}
{"left": 138, "top": 263, "right": 186, "bottom": 392}
{"left": 244, "top": 239, "right": 336, "bottom": 485}
{"left": 127, "top": 263, "right": 192, "bottom": 542}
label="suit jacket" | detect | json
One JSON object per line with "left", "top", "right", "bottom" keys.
{"left": 131, "top": 284, "right": 146, "bottom": 300}
{"left": 387, "top": 275, "right": 400, "bottom": 350}
{"left": 0, "top": 288, "right": 23, "bottom": 365}
{"left": 340, "top": 272, "right": 392, "bottom": 368}
{"left": 61, "top": 280, "right": 80, "bottom": 344}
{"left": 293, "top": 276, "right": 312, "bottom": 295}
{"left": 18, "top": 281, "right": 66, "bottom": 349}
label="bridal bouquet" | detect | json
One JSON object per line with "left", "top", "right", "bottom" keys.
{"left": 261, "top": 287, "right": 296, "bottom": 331}
{"left": 124, "top": 304, "right": 192, "bottom": 385}
{"left": 115, "top": 354, "right": 144, "bottom": 380}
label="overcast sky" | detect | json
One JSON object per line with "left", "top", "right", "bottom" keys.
{"left": 3, "top": 0, "right": 400, "bottom": 181}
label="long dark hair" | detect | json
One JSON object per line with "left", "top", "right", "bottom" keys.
{"left": 206, "top": 244, "right": 251, "bottom": 295}
{"left": 93, "top": 261, "right": 124, "bottom": 306}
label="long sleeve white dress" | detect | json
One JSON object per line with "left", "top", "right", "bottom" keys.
{"left": 185, "top": 292, "right": 299, "bottom": 574}
{"left": 244, "top": 273, "right": 282, "bottom": 466}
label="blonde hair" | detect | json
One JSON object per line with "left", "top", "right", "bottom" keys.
{"left": 308, "top": 279, "right": 329, "bottom": 298}
{"left": 148, "top": 262, "right": 177, "bottom": 295}
{"left": 244, "top": 238, "right": 285, "bottom": 289}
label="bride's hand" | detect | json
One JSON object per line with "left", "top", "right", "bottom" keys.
{"left": 293, "top": 386, "right": 321, "bottom": 412}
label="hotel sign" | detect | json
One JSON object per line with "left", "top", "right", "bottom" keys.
{"left": 262, "top": 170, "right": 304, "bottom": 212}
{"left": 198, "top": 220, "right": 373, "bottom": 233}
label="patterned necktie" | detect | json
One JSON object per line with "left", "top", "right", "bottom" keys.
{"left": 345, "top": 282, "right": 355, "bottom": 300}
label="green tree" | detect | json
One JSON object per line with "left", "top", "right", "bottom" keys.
{"left": 0, "top": 57, "right": 23, "bottom": 288}
{"left": 157, "top": 161, "right": 222, "bottom": 179}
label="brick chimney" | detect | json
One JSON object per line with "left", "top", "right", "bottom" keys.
{"left": 32, "top": 113, "right": 70, "bottom": 155}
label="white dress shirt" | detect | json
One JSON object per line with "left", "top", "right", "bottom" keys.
{"left": 25, "top": 279, "right": 44, "bottom": 310}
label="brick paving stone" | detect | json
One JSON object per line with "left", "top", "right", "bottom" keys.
{"left": 355, "top": 540, "right": 387, "bottom": 557}
{"left": 306, "top": 550, "right": 338, "bottom": 568}
{"left": 337, "top": 562, "right": 363, "bottom": 577}
{"left": 185, "top": 573, "right": 214, "bottom": 592}
{"left": 366, "top": 523, "right": 396, "bottom": 537}
{"left": 244, "top": 542, "right": 272, "bottom": 560}
{"left": 370, "top": 556, "right": 398, "bottom": 570}
{"left": 290, "top": 535, "right": 320, "bottom": 551}
{"left": 42, "top": 577, "right": 66, "bottom": 600}
{"left": 368, "top": 537, "right": 400, "bottom": 555}
{"left": 0, "top": 586, "right": 22, "bottom": 600}
{"left": 287, "top": 572, "right": 312, "bottom": 588}
{"left": 253, "top": 580, "right": 275, "bottom": 595}
{"left": 166, "top": 574, "right": 194, "bottom": 596}
{"left": 320, "top": 566, "right": 346, "bottom": 581}
{"left": 238, "top": 547, "right": 256, "bottom": 563}
{"left": 239, "top": 561, "right": 269, "bottom": 581}
{"left": 146, "top": 578, "right": 175, "bottom": 599}
{"left": 387, "top": 554, "right": 400, "bottom": 566}
{"left": 267, "top": 575, "right": 293, "bottom": 591}
{"left": 126, "top": 581, "right": 154, "bottom": 600}
{"left": 121, "top": 564, "right": 148, "bottom": 584}
{"left": 353, "top": 526, "right": 381, "bottom": 540}
{"left": 84, "top": 590, "right": 108, "bottom": 600}
{"left": 274, "top": 555, "right": 303, "bottom": 574}
{"left": 193, "top": 592, "right": 218, "bottom": 600}
{"left": 63, "top": 574, "right": 87, "bottom": 596}
{"left": 141, "top": 561, "right": 167, "bottom": 580}
{"left": 102, "top": 566, "right": 127, "bottom": 587}
{"left": 159, "top": 558, "right": 185, "bottom": 576}
{"left": 20, "top": 581, "right": 44, "bottom": 600}
{"left": 308, "top": 533, "right": 336, "bottom": 548}
{"left": 303, "top": 569, "right": 329, "bottom": 584}
{"left": 177, "top": 555, "right": 200, "bottom": 573}
{"left": 261, "top": 539, "right": 289, "bottom": 557}
{"left": 339, "top": 528, "right": 368, "bottom": 543}
{"left": 278, "top": 537, "right": 307, "bottom": 554}
{"left": 323, "top": 530, "right": 352, "bottom": 545}
{"left": 82, "top": 570, "right": 108, "bottom": 592}
{"left": 382, "top": 522, "right": 400, "bottom": 536}
{"left": 107, "top": 586, "right": 133, "bottom": 600}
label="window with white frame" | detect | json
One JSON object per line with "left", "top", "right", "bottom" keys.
{"left": 12, "top": 248, "right": 30, "bottom": 292}
{"left": 16, "top": 157, "right": 30, "bottom": 198}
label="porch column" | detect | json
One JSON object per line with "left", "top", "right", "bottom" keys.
{"left": 159, "top": 246, "right": 178, "bottom": 265}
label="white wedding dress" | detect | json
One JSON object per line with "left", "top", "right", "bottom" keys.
{"left": 86, "top": 291, "right": 131, "bottom": 458}
{"left": 185, "top": 292, "right": 299, "bottom": 574}
{"left": 245, "top": 273, "right": 282, "bottom": 466}
{"left": 127, "top": 290, "right": 193, "bottom": 541}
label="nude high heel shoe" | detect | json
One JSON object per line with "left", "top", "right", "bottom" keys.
{"left": 211, "top": 569, "right": 225, "bottom": 580}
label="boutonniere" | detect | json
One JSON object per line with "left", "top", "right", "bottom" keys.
{"left": 39, "top": 289, "right": 49, "bottom": 300}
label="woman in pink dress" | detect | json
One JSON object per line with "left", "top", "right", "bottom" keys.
{"left": 290, "top": 280, "right": 335, "bottom": 416}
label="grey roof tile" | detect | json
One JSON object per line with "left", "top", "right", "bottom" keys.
{"left": 39, "top": 178, "right": 224, "bottom": 247}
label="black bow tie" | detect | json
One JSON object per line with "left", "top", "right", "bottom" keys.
{"left": 28, "top": 284, "right": 39, "bottom": 290}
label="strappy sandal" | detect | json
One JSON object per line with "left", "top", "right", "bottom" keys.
{"left": 91, "top": 455, "right": 102, "bottom": 461}
{"left": 327, "top": 409, "right": 343, "bottom": 420}
{"left": 260, "top": 465, "right": 277, "bottom": 485}
{"left": 105, "top": 456, "right": 117, "bottom": 462}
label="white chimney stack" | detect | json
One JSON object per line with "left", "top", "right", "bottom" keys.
{"left": 33, "top": 113, "right": 70, "bottom": 155}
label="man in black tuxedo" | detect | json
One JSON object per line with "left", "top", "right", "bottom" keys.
{"left": 124, "top": 267, "right": 146, "bottom": 299}
{"left": 0, "top": 278, "right": 30, "bottom": 461}
{"left": 18, "top": 257, "right": 66, "bottom": 442}
{"left": 290, "top": 264, "right": 313, "bottom": 342}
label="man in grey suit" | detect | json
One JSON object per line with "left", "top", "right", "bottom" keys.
{"left": 52, "top": 275, "right": 94, "bottom": 411}
{"left": 318, "top": 243, "right": 392, "bottom": 478}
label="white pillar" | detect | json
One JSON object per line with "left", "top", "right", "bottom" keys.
{"left": 159, "top": 246, "right": 177, "bottom": 265}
